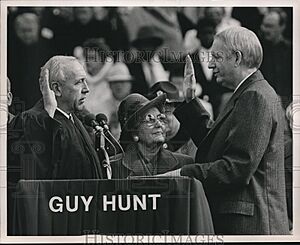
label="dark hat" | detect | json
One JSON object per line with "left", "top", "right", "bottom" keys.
{"left": 131, "top": 25, "right": 163, "bottom": 48}
{"left": 118, "top": 93, "right": 166, "bottom": 144}
{"left": 148, "top": 81, "right": 184, "bottom": 103}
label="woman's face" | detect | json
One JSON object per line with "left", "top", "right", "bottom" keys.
{"left": 136, "top": 107, "right": 167, "bottom": 147}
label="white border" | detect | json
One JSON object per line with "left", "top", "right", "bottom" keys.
{"left": 1, "top": 0, "right": 299, "bottom": 243}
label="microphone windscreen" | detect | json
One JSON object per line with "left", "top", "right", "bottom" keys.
{"left": 96, "top": 113, "right": 108, "bottom": 124}
{"left": 84, "top": 113, "right": 97, "bottom": 127}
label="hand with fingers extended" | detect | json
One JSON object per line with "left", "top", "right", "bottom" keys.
{"left": 39, "top": 68, "right": 57, "bottom": 118}
{"left": 183, "top": 54, "right": 196, "bottom": 103}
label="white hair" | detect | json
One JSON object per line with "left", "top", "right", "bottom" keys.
{"left": 215, "top": 26, "right": 263, "bottom": 69}
{"left": 41, "top": 55, "right": 79, "bottom": 84}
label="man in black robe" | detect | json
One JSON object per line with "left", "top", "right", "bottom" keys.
{"left": 7, "top": 56, "right": 105, "bottom": 233}
{"left": 8, "top": 55, "right": 104, "bottom": 181}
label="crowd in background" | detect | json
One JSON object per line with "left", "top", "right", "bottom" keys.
{"left": 6, "top": 7, "right": 294, "bottom": 233}
{"left": 7, "top": 6, "right": 292, "bottom": 136}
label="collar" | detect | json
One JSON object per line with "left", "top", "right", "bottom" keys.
{"left": 233, "top": 70, "right": 256, "bottom": 94}
{"left": 56, "top": 107, "right": 72, "bottom": 120}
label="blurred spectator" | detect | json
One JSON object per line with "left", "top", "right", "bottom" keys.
{"left": 190, "top": 18, "right": 233, "bottom": 118}
{"left": 120, "top": 7, "right": 186, "bottom": 64}
{"left": 105, "top": 62, "right": 133, "bottom": 140}
{"left": 204, "top": 7, "right": 240, "bottom": 33}
{"left": 183, "top": 7, "right": 241, "bottom": 54}
{"left": 80, "top": 38, "right": 114, "bottom": 116}
{"left": 176, "top": 7, "right": 195, "bottom": 38}
{"left": 269, "top": 7, "right": 292, "bottom": 40}
{"left": 40, "top": 7, "right": 75, "bottom": 54}
{"left": 105, "top": 8, "right": 131, "bottom": 53}
{"left": 231, "top": 7, "right": 265, "bottom": 34}
{"left": 259, "top": 9, "right": 292, "bottom": 106}
{"left": 8, "top": 12, "right": 56, "bottom": 111}
{"left": 67, "top": 7, "right": 112, "bottom": 55}
{"left": 127, "top": 25, "right": 170, "bottom": 96}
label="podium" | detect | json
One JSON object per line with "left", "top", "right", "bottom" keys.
{"left": 12, "top": 177, "right": 214, "bottom": 235}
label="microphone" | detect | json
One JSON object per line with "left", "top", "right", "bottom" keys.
{"left": 84, "top": 113, "right": 103, "bottom": 132}
{"left": 84, "top": 113, "right": 112, "bottom": 179}
{"left": 96, "top": 113, "right": 125, "bottom": 158}
{"left": 96, "top": 113, "right": 109, "bottom": 130}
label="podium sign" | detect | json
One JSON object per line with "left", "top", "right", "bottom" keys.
{"left": 12, "top": 177, "right": 214, "bottom": 235}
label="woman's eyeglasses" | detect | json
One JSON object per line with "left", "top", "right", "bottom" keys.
{"left": 141, "top": 113, "right": 167, "bottom": 127}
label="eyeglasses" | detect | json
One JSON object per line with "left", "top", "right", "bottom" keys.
{"left": 141, "top": 113, "right": 167, "bottom": 127}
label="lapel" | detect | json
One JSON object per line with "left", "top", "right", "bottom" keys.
{"left": 199, "top": 70, "right": 265, "bottom": 146}
{"left": 122, "top": 144, "right": 146, "bottom": 175}
{"left": 73, "top": 114, "right": 96, "bottom": 149}
{"left": 72, "top": 113, "right": 103, "bottom": 178}
{"left": 158, "top": 148, "right": 180, "bottom": 171}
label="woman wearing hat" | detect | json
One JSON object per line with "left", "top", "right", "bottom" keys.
{"left": 111, "top": 93, "right": 193, "bottom": 178}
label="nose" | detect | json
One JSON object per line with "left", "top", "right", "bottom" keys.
{"left": 154, "top": 118, "right": 165, "bottom": 129}
{"left": 82, "top": 80, "right": 89, "bottom": 94}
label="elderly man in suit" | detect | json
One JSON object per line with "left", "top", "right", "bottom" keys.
{"left": 160, "top": 27, "right": 289, "bottom": 234}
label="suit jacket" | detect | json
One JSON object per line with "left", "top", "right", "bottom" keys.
{"left": 175, "top": 70, "right": 289, "bottom": 234}
{"left": 111, "top": 143, "right": 194, "bottom": 179}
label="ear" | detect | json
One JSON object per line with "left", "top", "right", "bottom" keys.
{"left": 234, "top": 50, "right": 243, "bottom": 67}
{"left": 50, "top": 82, "right": 62, "bottom": 97}
{"left": 7, "top": 92, "right": 12, "bottom": 106}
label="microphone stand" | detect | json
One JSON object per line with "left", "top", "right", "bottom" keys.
{"left": 95, "top": 127, "right": 112, "bottom": 179}
{"left": 103, "top": 128, "right": 125, "bottom": 163}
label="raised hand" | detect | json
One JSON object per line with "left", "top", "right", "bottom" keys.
{"left": 183, "top": 54, "right": 196, "bottom": 102}
{"left": 39, "top": 68, "right": 57, "bottom": 118}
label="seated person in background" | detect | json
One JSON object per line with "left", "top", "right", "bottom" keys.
{"left": 127, "top": 25, "right": 170, "bottom": 96}
{"left": 105, "top": 62, "right": 133, "bottom": 140}
{"left": 204, "top": 7, "right": 240, "bottom": 34}
{"left": 148, "top": 81, "right": 197, "bottom": 158}
{"left": 78, "top": 38, "right": 114, "bottom": 116}
{"left": 111, "top": 93, "right": 193, "bottom": 178}
{"left": 67, "top": 7, "right": 113, "bottom": 55}
{"left": 259, "top": 8, "right": 292, "bottom": 107}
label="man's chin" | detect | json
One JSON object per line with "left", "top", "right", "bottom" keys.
{"left": 75, "top": 103, "right": 85, "bottom": 111}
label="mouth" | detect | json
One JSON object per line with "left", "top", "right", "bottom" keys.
{"left": 79, "top": 98, "right": 86, "bottom": 104}
{"left": 152, "top": 131, "right": 164, "bottom": 136}
{"left": 213, "top": 71, "right": 219, "bottom": 77}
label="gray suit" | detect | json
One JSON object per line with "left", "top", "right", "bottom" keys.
{"left": 175, "top": 70, "right": 289, "bottom": 234}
